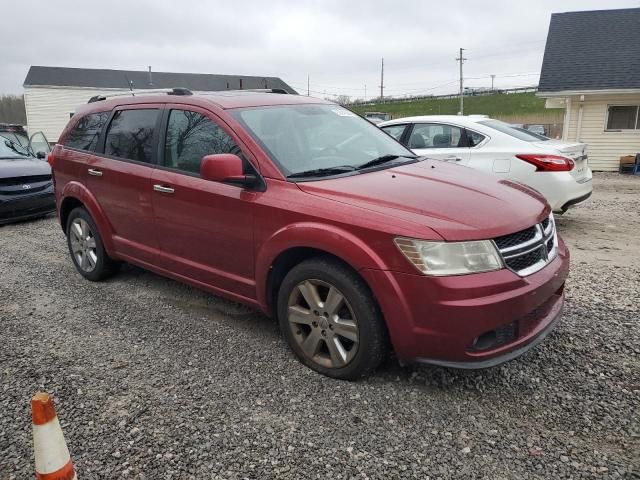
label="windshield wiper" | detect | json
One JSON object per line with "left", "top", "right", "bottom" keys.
{"left": 2, "top": 138, "right": 31, "bottom": 157}
{"left": 356, "top": 154, "right": 416, "bottom": 170}
{"left": 287, "top": 165, "right": 357, "bottom": 179}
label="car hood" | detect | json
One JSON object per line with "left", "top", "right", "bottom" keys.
{"left": 0, "top": 157, "right": 51, "bottom": 178}
{"left": 297, "top": 160, "right": 549, "bottom": 241}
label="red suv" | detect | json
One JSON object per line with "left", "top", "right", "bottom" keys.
{"left": 51, "top": 89, "right": 569, "bottom": 379}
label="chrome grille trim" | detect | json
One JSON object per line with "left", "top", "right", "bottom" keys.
{"left": 493, "top": 214, "right": 557, "bottom": 277}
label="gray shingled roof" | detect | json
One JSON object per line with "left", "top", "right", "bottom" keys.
{"left": 23, "top": 66, "right": 297, "bottom": 94}
{"left": 538, "top": 8, "right": 640, "bottom": 93}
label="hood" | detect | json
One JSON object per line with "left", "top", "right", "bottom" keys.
{"left": 0, "top": 157, "right": 51, "bottom": 178}
{"left": 297, "top": 160, "right": 549, "bottom": 241}
{"left": 531, "top": 140, "right": 587, "bottom": 159}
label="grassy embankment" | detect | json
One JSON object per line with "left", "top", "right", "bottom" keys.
{"left": 349, "top": 92, "right": 563, "bottom": 124}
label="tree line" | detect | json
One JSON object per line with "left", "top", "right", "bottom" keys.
{"left": 0, "top": 94, "right": 27, "bottom": 124}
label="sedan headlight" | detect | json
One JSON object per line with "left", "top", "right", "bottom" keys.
{"left": 394, "top": 238, "right": 504, "bottom": 276}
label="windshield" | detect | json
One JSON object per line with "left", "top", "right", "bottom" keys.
{"left": 0, "top": 135, "right": 31, "bottom": 158}
{"left": 478, "top": 119, "right": 549, "bottom": 142}
{"left": 0, "top": 132, "right": 29, "bottom": 146}
{"left": 231, "top": 104, "right": 413, "bottom": 177}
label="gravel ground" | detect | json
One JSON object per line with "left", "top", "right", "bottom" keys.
{"left": 1, "top": 172, "right": 639, "bottom": 479}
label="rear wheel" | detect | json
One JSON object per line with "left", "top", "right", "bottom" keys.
{"left": 278, "top": 257, "right": 387, "bottom": 380}
{"left": 66, "top": 207, "right": 120, "bottom": 281}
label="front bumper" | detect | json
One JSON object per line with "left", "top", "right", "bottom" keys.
{"left": 361, "top": 237, "right": 570, "bottom": 367}
{"left": 0, "top": 188, "right": 55, "bottom": 225}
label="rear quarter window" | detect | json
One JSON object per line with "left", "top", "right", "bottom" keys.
{"left": 65, "top": 112, "right": 110, "bottom": 151}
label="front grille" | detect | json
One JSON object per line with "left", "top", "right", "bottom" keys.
{"left": 494, "top": 226, "right": 537, "bottom": 250}
{"left": 0, "top": 175, "right": 52, "bottom": 196}
{"left": 0, "top": 175, "right": 51, "bottom": 186}
{"left": 494, "top": 214, "right": 557, "bottom": 276}
{"left": 541, "top": 217, "right": 550, "bottom": 231}
{"left": 505, "top": 247, "right": 545, "bottom": 272}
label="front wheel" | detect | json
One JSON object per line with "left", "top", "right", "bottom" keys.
{"left": 66, "top": 207, "right": 120, "bottom": 281}
{"left": 277, "top": 258, "right": 388, "bottom": 380}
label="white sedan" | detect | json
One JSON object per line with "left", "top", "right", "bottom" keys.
{"left": 378, "top": 115, "right": 593, "bottom": 213}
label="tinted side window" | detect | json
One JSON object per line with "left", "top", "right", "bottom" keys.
{"left": 381, "top": 124, "right": 407, "bottom": 141}
{"left": 466, "top": 130, "right": 486, "bottom": 147}
{"left": 65, "top": 112, "right": 110, "bottom": 151}
{"left": 105, "top": 109, "right": 159, "bottom": 163}
{"left": 164, "top": 110, "right": 239, "bottom": 174}
{"left": 409, "top": 123, "right": 464, "bottom": 149}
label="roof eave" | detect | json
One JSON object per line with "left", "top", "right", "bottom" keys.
{"left": 537, "top": 88, "right": 640, "bottom": 97}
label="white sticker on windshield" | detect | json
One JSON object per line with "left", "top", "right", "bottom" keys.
{"left": 332, "top": 108, "right": 356, "bottom": 117}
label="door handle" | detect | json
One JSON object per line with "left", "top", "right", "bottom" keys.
{"left": 443, "top": 156, "right": 462, "bottom": 162}
{"left": 88, "top": 168, "right": 103, "bottom": 176}
{"left": 153, "top": 184, "right": 175, "bottom": 194}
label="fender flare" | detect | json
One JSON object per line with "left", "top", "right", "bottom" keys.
{"left": 60, "top": 182, "right": 116, "bottom": 256}
{"left": 254, "top": 222, "right": 388, "bottom": 308}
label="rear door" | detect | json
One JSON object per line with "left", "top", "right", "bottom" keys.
{"left": 150, "top": 105, "right": 256, "bottom": 299}
{"left": 87, "top": 105, "right": 162, "bottom": 263}
{"left": 405, "top": 123, "right": 470, "bottom": 165}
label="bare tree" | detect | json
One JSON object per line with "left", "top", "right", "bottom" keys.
{"left": 0, "top": 95, "right": 27, "bottom": 124}
{"left": 335, "top": 95, "right": 351, "bottom": 106}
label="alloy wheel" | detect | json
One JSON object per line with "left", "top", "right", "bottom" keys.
{"left": 287, "top": 279, "right": 359, "bottom": 369}
{"left": 69, "top": 218, "right": 98, "bottom": 272}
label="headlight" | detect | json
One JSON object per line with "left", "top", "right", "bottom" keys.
{"left": 394, "top": 237, "right": 504, "bottom": 276}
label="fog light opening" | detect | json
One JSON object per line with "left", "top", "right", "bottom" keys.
{"left": 471, "top": 322, "right": 518, "bottom": 352}
{"left": 472, "top": 330, "right": 497, "bottom": 351}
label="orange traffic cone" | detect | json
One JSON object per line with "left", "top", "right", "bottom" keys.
{"left": 31, "top": 392, "right": 77, "bottom": 480}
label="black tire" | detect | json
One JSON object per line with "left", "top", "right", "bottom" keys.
{"left": 277, "top": 257, "right": 388, "bottom": 380}
{"left": 66, "top": 207, "right": 120, "bottom": 281}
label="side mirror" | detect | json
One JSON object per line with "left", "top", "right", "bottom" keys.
{"left": 200, "top": 154, "right": 258, "bottom": 188}
{"left": 36, "top": 151, "right": 46, "bottom": 160}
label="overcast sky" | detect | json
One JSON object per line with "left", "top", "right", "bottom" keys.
{"left": 1, "top": 0, "right": 638, "bottom": 99}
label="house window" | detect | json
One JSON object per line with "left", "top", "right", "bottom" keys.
{"left": 605, "top": 105, "right": 639, "bottom": 131}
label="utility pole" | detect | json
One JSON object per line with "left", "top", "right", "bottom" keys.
{"left": 307, "top": 73, "right": 310, "bottom": 96}
{"left": 491, "top": 74, "right": 496, "bottom": 91}
{"left": 456, "top": 48, "right": 466, "bottom": 114}
{"left": 379, "top": 57, "right": 384, "bottom": 102}
{"left": 364, "top": 84, "right": 367, "bottom": 102}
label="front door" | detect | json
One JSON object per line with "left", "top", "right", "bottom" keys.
{"left": 406, "top": 123, "right": 470, "bottom": 165}
{"left": 28, "top": 131, "right": 51, "bottom": 159}
{"left": 151, "top": 106, "right": 256, "bottom": 300}
{"left": 86, "top": 106, "right": 162, "bottom": 263}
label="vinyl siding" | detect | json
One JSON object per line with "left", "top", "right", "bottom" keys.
{"left": 23, "top": 86, "right": 209, "bottom": 143}
{"left": 24, "top": 86, "right": 127, "bottom": 142}
{"left": 563, "top": 93, "right": 640, "bottom": 171}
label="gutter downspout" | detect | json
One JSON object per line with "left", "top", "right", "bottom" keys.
{"left": 562, "top": 97, "right": 571, "bottom": 141}
{"left": 575, "top": 95, "right": 585, "bottom": 142}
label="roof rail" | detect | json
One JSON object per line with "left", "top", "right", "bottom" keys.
{"left": 87, "top": 87, "right": 193, "bottom": 103}
{"left": 197, "top": 88, "right": 290, "bottom": 95}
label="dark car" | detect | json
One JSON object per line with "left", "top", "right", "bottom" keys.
{"left": 0, "top": 135, "right": 55, "bottom": 224}
{"left": 0, "top": 123, "right": 52, "bottom": 156}
{"left": 51, "top": 89, "right": 568, "bottom": 379}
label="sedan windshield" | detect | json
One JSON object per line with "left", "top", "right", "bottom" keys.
{"left": 231, "top": 104, "right": 415, "bottom": 178}
{"left": 478, "top": 119, "right": 549, "bottom": 142}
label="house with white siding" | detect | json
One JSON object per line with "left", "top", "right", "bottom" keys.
{"left": 537, "top": 8, "right": 640, "bottom": 171}
{"left": 23, "top": 66, "right": 296, "bottom": 142}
